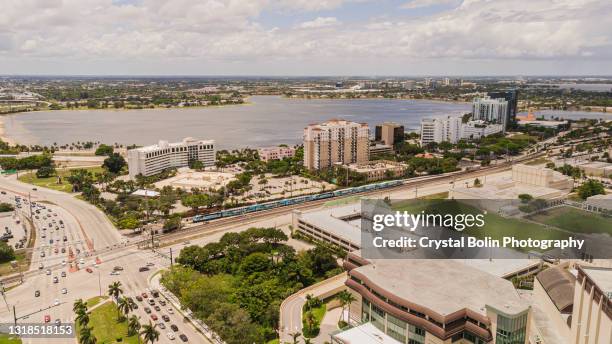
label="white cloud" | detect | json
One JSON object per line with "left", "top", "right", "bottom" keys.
{"left": 297, "top": 17, "right": 341, "bottom": 29}
{"left": 400, "top": 0, "right": 460, "bottom": 10}
{"left": 0, "top": 0, "right": 611, "bottom": 74}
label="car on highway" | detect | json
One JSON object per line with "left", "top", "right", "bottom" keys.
{"left": 34, "top": 290, "right": 40, "bottom": 297}
{"left": 179, "top": 334, "right": 188, "bottom": 342}
{"left": 38, "top": 263, "right": 44, "bottom": 270}
{"left": 154, "top": 305, "right": 161, "bottom": 312}
{"left": 61, "top": 288, "right": 67, "bottom": 294}
{"left": 150, "top": 314, "right": 158, "bottom": 321}
{"left": 158, "top": 322, "right": 166, "bottom": 330}
{"left": 86, "top": 268, "right": 93, "bottom": 273}
{"left": 139, "top": 267, "right": 150, "bottom": 272}
{"left": 55, "top": 319, "right": 61, "bottom": 326}
{"left": 53, "top": 276, "right": 58, "bottom": 283}
{"left": 46, "top": 269, "right": 51, "bottom": 275}
{"left": 44, "top": 315, "right": 50, "bottom": 323}
{"left": 148, "top": 299, "right": 155, "bottom": 305}
{"left": 144, "top": 307, "right": 151, "bottom": 314}
{"left": 136, "top": 295, "right": 143, "bottom": 302}
{"left": 166, "top": 332, "right": 175, "bottom": 340}
{"left": 61, "top": 271, "right": 66, "bottom": 277}
{"left": 113, "top": 266, "right": 124, "bottom": 271}
{"left": 141, "top": 292, "right": 148, "bottom": 298}
{"left": 110, "top": 271, "right": 119, "bottom": 276}
{"left": 54, "top": 299, "right": 59, "bottom": 306}
{"left": 162, "top": 315, "right": 170, "bottom": 322}
{"left": 159, "top": 300, "right": 166, "bottom": 306}
{"left": 167, "top": 308, "right": 174, "bottom": 314}
{"left": 170, "top": 324, "right": 178, "bottom": 332}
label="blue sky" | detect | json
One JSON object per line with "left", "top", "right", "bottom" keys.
{"left": 1, "top": 0, "right": 610, "bottom": 76}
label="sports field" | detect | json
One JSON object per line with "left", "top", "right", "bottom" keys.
{"left": 527, "top": 206, "right": 612, "bottom": 235}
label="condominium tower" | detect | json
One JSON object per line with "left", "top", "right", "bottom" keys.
{"left": 472, "top": 96, "right": 509, "bottom": 131}
{"left": 303, "top": 119, "right": 370, "bottom": 170}
{"left": 420, "top": 116, "right": 462, "bottom": 146}
{"left": 127, "top": 137, "right": 215, "bottom": 178}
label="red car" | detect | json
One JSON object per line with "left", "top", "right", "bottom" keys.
{"left": 150, "top": 314, "right": 158, "bottom": 321}
{"left": 44, "top": 315, "right": 51, "bottom": 323}
{"left": 141, "top": 292, "right": 148, "bottom": 298}
{"left": 86, "top": 267, "right": 93, "bottom": 273}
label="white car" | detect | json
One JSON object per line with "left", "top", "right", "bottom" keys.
{"left": 54, "top": 299, "right": 60, "bottom": 306}
{"left": 79, "top": 258, "right": 84, "bottom": 264}
{"left": 166, "top": 332, "right": 175, "bottom": 340}
{"left": 167, "top": 308, "right": 174, "bottom": 314}
{"left": 61, "top": 260, "right": 66, "bottom": 266}
{"left": 46, "top": 269, "right": 51, "bottom": 275}
{"left": 61, "top": 288, "right": 67, "bottom": 294}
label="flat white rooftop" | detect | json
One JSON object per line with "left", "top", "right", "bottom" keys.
{"left": 332, "top": 322, "right": 402, "bottom": 344}
{"left": 353, "top": 259, "right": 529, "bottom": 316}
{"left": 299, "top": 203, "right": 362, "bottom": 246}
{"left": 582, "top": 266, "right": 612, "bottom": 294}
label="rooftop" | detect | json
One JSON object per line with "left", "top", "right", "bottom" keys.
{"left": 332, "top": 322, "right": 402, "bottom": 344}
{"left": 582, "top": 266, "right": 612, "bottom": 295}
{"left": 353, "top": 259, "right": 529, "bottom": 317}
{"left": 299, "top": 204, "right": 362, "bottom": 246}
{"left": 134, "top": 137, "right": 215, "bottom": 153}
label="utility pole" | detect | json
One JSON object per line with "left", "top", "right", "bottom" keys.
{"left": 28, "top": 192, "right": 33, "bottom": 219}
{"left": 13, "top": 305, "right": 16, "bottom": 326}
{"left": 98, "top": 270, "right": 102, "bottom": 297}
{"left": 169, "top": 248, "right": 173, "bottom": 266}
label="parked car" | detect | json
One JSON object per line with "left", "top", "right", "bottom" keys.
{"left": 150, "top": 314, "right": 158, "bottom": 321}
{"left": 179, "top": 334, "right": 188, "bottom": 342}
{"left": 170, "top": 324, "right": 179, "bottom": 332}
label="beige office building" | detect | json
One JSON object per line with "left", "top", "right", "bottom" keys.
{"left": 303, "top": 119, "right": 370, "bottom": 170}
{"left": 571, "top": 266, "right": 612, "bottom": 344}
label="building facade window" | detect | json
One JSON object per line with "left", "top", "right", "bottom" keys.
{"left": 495, "top": 312, "right": 527, "bottom": 344}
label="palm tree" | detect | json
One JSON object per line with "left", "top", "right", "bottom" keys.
{"left": 288, "top": 331, "right": 301, "bottom": 344}
{"left": 75, "top": 310, "right": 90, "bottom": 327}
{"left": 140, "top": 321, "right": 160, "bottom": 344}
{"left": 304, "top": 311, "right": 316, "bottom": 335}
{"left": 79, "top": 326, "right": 97, "bottom": 344}
{"left": 117, "top": 296, "right": 134, "bottom": 319}
{"left": 128, "top": 315, "right": 142, "bottom": 339}
{"left": 107, "top": 281, "right": 124, "bottom": 302}
{"left": 336, "top": 290, "right": 356, "bottom": 324}
{"left": 303, "top": 339, "right": 313, "bottom": 344}
{"left": 73, "top": 298, "right": 87, "bottom": 314}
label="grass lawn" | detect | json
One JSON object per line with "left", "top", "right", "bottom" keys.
{"left": 0, "top": 251, "right": 27, "bottom": 277}
{"left": 527, "top": 206, "right": 612, "bottom": 235}
{"left": 525, "top": 157, "right": 551, "bottom": 166}
{"left": 418, "top": 191, "right": 449, "bottom": 200}
{"left": 302, "top": 303, "right": 327, "bottom": 338}
{"left": 18, "top": 166, "right": 105, "bottom": 193}
{"left": 77, "top": 300, "right": 139, "bottom": 344}
{"left": 0, "top": 333, "right": 22, "bottom": 344}
{"left": 86, "top": 296, "right": 109, "bottom": 308}
{"left": 393, "top": 200, "right": 570, "bottom": 252}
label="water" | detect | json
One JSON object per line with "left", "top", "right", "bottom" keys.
{"left": 3, "top": 96, "right": 609, "bottom": 149}
{"left": 2, "top": 96, "right": 471, "bottom": 149}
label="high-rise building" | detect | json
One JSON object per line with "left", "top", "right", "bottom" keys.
{"left": 443, "top": 77, "right": 450, "bottom": 86}
{"left": 375, "top": 122, "right": 405, "bottom": 146}
{"left": 472, "top": 96, "right": 509, "bottom": 130}
{"left": 127, "top": 137, "right": 215, "bottom": 178}
{"left": 488, "top": 90, "right": 518, "bottom": 128}
{"left": 419, "top": 116, "right": 462, "bottom": 145}
{"left": 303, "top": 119, "right": 370, "bottom": 170}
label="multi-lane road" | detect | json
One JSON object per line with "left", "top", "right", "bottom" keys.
{"left": 0, "top": 143, "right": 548, "bottom": 343}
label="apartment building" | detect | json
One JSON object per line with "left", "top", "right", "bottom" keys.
{"left": 303, "top": 119, "right": 370, "bottom": 170}
{"left": 375, "top": 122, "right": 405, "bottom": 146}
{"left": 419, "top": 116, "right": 462, "bottom": 145}
{"left": 472, "top": 96, "right": 509, "bottom": 130}
{"left": 257, "top": 146, "right": 295, "bottom": 162}
{"left": 461, "top": 120, "right": 504, "bottom": 140}
{"left": 338, "top": 253, "right": 532, "bottom": 344}
{"left": 127, "top": 137, "right": 215, "bottom": 178}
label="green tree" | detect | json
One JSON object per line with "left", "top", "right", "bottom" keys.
{"left": 0, "top": 203, "right": 14, "bottom": 212}
{"left": 108, "top": 281, "right": 124, "bottom": 302}
{"left": 73, "top": 299, "right": 87, "bottom": 315}
{"left": 578, "top": 179, "right": 605, "bottom": 200}
{"left": 75, "top": 310, "right": 90, "bottom": 328}
{"left": 0, "top": 242, "right": 15, "bottom": 263}
{"left": 128, "top": 315, "right": 141, "bottom": 337}
{"left": 117, "top": 296, "right": 134, "bottom": 318}
{"left": 36, "top": 165, "right": 56, "bottom": 178}
{"left": 181, "top": 193, "right": 212, "bottom": 213}
{"left": 163, "top": 215, "right": 182, "bottom": 233}
{"left": 518, "top": 194, "right": 533, "bottom": 203}
{"left": 118, "top": 214, "right": 140, "bottom": 230}
{"left": 95, "top": 144, "right": 114, "bottom": 156}
{"left": 140, "top": 321, "right": 160, "bottom": 344}
{"left": 336, "top": 290, "right": 356, "bottom": 323}
{"left": 79, "top": 326, "right": 97, "bottom": 344}
{"left": 103, "top": 153, "right": 127, "bottom": 174}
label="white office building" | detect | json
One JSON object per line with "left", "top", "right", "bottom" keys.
{"left": 461, "top": 120, "right": 504, "bottom": 140}
{"left": 472, "top": 96, "right": 509, "bottom": 130}
{"left": 419, "top": 116, "right": 462, "bottom": 145}
{"left": 127, "top": 137, "right": 215, "bottom": 178}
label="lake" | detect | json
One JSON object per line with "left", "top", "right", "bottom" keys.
{"left": 2, "top": 96, "right": 471, "bottom": 149}
{"left": 2, "top": 96, "right": 609, "bottom": 149}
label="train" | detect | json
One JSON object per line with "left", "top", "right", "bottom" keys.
{"left": 192, "top": 179, "right": 404, "bottom": 223}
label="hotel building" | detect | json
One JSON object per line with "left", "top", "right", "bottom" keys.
{"left": 127, "top": 137, "right": 215, "bottom": 178}
{"left": 337, "top": 254, "right": 532, "bottom": 344}
{"left": 257, "top": 146, "right": 295, "bottom": 162}
{"left": 303, "top": 119, "right": 370, "bottom": 170}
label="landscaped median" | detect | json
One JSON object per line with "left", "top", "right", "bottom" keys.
{"left": 76, "top": 297, "right": 139, "bottom": 344}
{"left": 17, "top": 166, "right": 105, "bottom": 193}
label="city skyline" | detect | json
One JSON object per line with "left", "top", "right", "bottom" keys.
{"left": 2, "top": 0, "right": 611, "bottom": 76}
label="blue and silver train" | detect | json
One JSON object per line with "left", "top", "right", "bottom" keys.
{"left": 192, "top": 179, "right": 403, "bottom": 223}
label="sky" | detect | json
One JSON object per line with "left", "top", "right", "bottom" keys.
{"left": 1, "top": 0, "right": 611, "bottom": 76}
